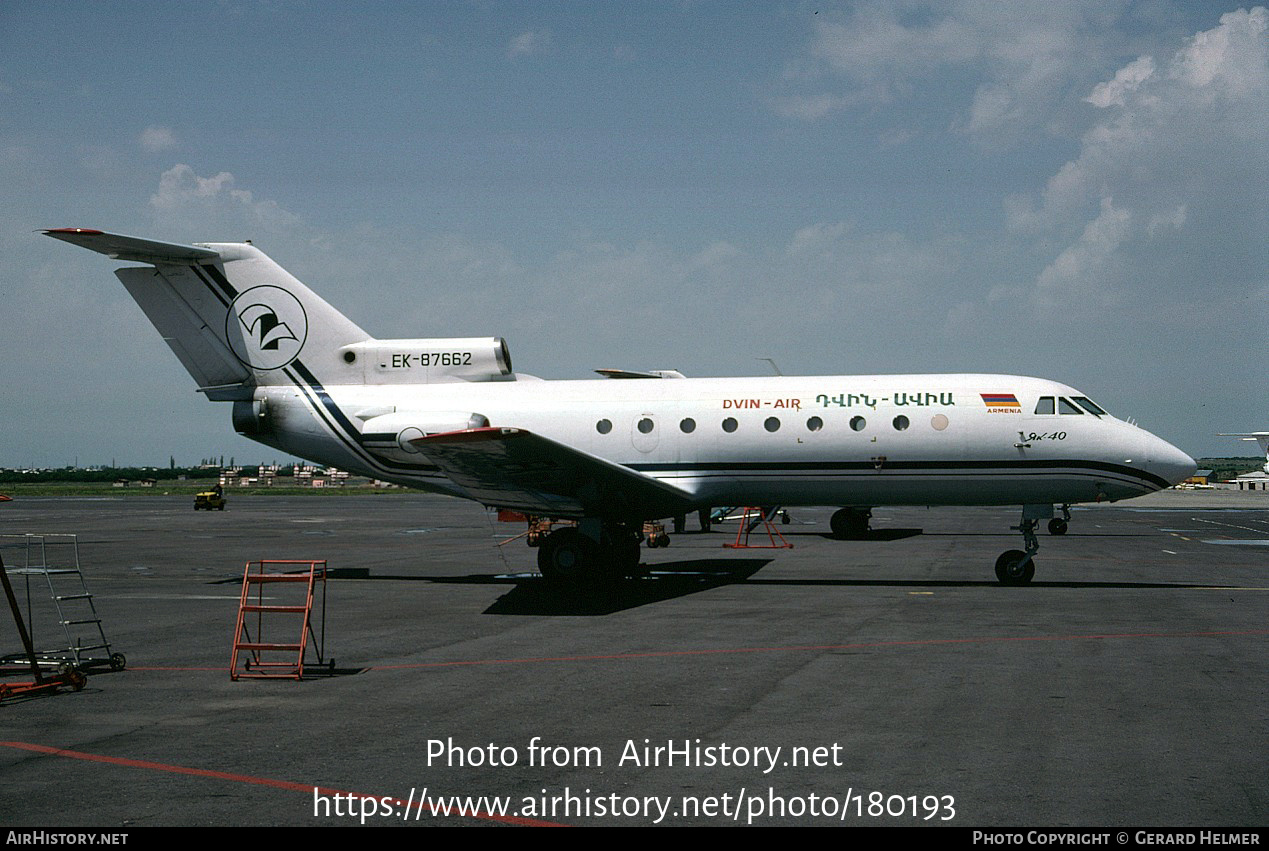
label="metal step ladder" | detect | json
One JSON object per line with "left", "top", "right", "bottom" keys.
{"left": 722, "top": 508, "right": 794, "bottom": 550}
{"left": 0, "top": 534, "right": 125, "bottom": 674}
{"left": 230, "top": 560, "right": 333, "bottom": 680}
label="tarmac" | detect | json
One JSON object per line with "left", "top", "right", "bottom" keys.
{"left": 0, "top": 489, "right": 1265, "bottom": 827}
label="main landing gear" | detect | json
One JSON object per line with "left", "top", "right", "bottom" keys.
{"left": 829, "top": 507, "right": 872, "bottom": 539}
{"left": 536, "top": 522, "right": 643, "bottom": 585}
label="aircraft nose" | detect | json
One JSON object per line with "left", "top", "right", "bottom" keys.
{"left": 1149, "top": 435, "right": 1197, "bottom": 487}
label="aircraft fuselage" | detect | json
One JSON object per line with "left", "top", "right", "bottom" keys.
{"left": 241, "top": 372, "right": 1192, "bottom": 511}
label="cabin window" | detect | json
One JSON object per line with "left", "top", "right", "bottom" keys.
{"left": 764, "top": 417, "right": 780, "bottom": 432}
{"left": 1034, "top": 397, "right": 1055, "bottom": 415}
{"left": 637, "top": 417, "right": 655, "bottom": 434}
{"left": 680, "top": 417, "right": 696, "bottom": 433}
{"left": 1072, "top": 396, "right": 1107, "bottom": 417}
{"left": 596, "top": 419, "right": 612, "bottom": 434}
{"left": 722, "top": 417, "right": 738, "bottom": 433}
{"left": 893, "top": 415, "right": 909, "bottom": 431}
{"left": 806, "top": 416, "right": 823, "bottom": 432}
{"left": 1058, "top": 397, "right": 1084, "bottom": 415}
{"left": 850, "top": 416, "right": 866, "bottom": 432}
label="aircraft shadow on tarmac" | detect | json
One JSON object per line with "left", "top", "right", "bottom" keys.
{"left": 206, "top": 559, "right": 773, "bottom": 616}
{"left": 476, "top": 559, "right": 773, "bottom": 616}
{"left": 207, "top": 551, "right": 1237, "bottom": 618}
{"left": 813, "top": 528, "right": 924, "bottom": 541}
{"left": 459, "top": 564, "right": 1236, "bottom": 614}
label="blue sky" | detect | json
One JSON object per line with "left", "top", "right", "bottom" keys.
{"left": 2, "top": 1, "right": 1265, "bottom": 467}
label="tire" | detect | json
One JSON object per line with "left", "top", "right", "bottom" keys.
{"left": 830, "top": 508, "right": 869, "bottom": 539}
{"left": 1047, "top": 518, "right": 1067, "bottom": 535}
{"left": 537, "top": 528, "right": 595, "bottom": 585}
{"left": 994, "top": 550, "right": 1036, "bottom": 586}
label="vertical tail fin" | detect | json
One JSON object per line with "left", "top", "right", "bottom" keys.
{"left": 45, "top": 229, "right": 370, "bottom": 398}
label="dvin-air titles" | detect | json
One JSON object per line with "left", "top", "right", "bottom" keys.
{"left": 721, "top": 391, "right": 1024, "bottom": 411}
{"left": 814, "top": 391, "right": 956, "bottom": 409}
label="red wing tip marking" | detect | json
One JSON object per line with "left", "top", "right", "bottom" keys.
{"left": 44, "top": 228, "right": 104, "bottom": 235}
{"left": 412, "top": 427, "right": 525, "bottom": 444}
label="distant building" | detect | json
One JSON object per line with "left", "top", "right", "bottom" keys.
{"left": 1216, "top": 432, "right": 1269, "bottom": 491}
{"left": 1229, "top": 471, "right": 1269, "bottom": 491}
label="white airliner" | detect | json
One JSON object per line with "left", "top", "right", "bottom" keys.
{"left": 46, "top": 228, "right": 1196, "bottom": 586}
{"left": 1218, "top": 433, "right": 1269, "bottom": 473}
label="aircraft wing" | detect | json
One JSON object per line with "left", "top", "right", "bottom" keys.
{"left": 409, "top": 427, "right": 697, "bottom": 520}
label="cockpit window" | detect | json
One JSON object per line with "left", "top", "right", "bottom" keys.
{"left": 1071, "top": 396, "right": 1107, "bottom": 417}
{"left": 1034, "top": 396, "right": 1055, "bottom": 415}
{"left": 1058, "top": 397, "right": 1084, "bottom": 415}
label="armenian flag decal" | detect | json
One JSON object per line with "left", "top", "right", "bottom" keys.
{"left": 980, "top": 393, "right": 1022, "bottom": 413}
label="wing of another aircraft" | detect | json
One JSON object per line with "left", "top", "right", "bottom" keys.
{"left": 410, "top": 427, "right": 697, "bottom": 520}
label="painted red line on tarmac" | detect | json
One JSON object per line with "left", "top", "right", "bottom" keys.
{"left": 95, "top": 629, "right": 1269, "bottom": 674}
{"left": 367, "top": 629, "right": 1269, "bottom": 671}
{"left": 126, "top": 666, "right": 224, "bottom": 671}
{"left": 0, "top": 741, "right": 565, "bottom": 827}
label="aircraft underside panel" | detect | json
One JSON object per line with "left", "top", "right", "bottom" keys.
{"left": 651, "top": 467, "right": 1148, "bottom": 507}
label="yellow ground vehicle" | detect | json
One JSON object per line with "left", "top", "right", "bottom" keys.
{"left": 194, "top": 490, "right": 225, "bottom": 511}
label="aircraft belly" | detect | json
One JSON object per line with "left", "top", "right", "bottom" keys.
{"left": 651, "top": 467, "right": 1150, "bottom": 507}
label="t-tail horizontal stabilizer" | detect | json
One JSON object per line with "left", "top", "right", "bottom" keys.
{"left": 44, "top": 228, "right": 371, "bottom": 397}
{"left": 43, "top": 228, "right": 221, "bottom": 263}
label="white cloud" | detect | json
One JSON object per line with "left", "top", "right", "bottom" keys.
{"left": 1146, "top": 205, "right": 1186, "bottom": 237}
{"left": 1086, "top": 56, "right": 1155, "bottom": 108}
{"left": 767, "top": 93, "right": 848, "bottom": 121}
{"left": 1170, "top": 6, "right": 1269, "bottom": 98}
{"left": 1031, "top": 197, "right": 1131, "bottom": 309}
{"left": 139, "top": 125, "right": 177, "bottom": 153}
{"left": 809, "top": 12, "right": 979, "bottom": 85}
{"left": 151, "top": 164, "right": 244, "bottom": 208}
{"left": 149, "top": 164, "right": 301, "bottom": 232}
{"left": 508, "top": 29, "right": 552, "bottom": 59}
{"left": 1001, "top": 8, "right": 1267, "bottom": 313}
{"left": 787, "top": 221, "right": 853, "bottom": 256}
{"left": 776, "top": 0, "right": 1129, "bottom": 145}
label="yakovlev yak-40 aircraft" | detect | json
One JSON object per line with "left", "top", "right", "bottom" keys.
{"left": 46, "top": 228, "right": 1196, "bottom": 585}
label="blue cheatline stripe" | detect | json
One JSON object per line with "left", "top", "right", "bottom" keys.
{"left": 284, "top": 360, "right": 442, "bottom": 477}
{"left": 627, "top": 460, "right": 1169, "bottom": 491}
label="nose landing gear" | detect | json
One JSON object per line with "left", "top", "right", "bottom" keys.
{"left": 996, "top": 505, "right": 1052, "bottom": 586}
{"left": 1047, "top": 504, "right": 1072, "bottom": 536}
